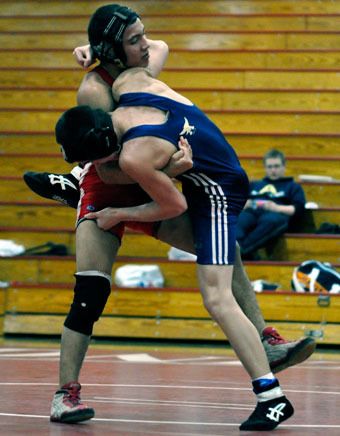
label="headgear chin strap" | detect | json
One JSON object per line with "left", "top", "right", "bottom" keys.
{"left": 89, "top": 5, "right": 139, "bottom": 64}
{"left": 55, "top": 106, "right": 119, "bottom": 164}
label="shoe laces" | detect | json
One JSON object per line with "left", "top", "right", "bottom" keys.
{"left": 263, "top": 327, "right": 287, "bottom": 345}
{"left": 61, "top": 382, "right": 82, "bottom": 406}
{"left": 67, "top": 387, "right": 81, "bottom": 406}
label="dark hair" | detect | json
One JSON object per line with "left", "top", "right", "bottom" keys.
{"left": 263, "top": 148, "right": 286, "bottom": 165}
{"left": 88, "top": 4, "right": 139, "bottom": 64}
{"left": 55, "top": 106, "right": 119, "bottom": 163}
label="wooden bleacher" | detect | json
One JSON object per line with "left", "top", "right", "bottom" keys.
{"left": 1, "top": 108, "right": 339, "bottom": 139}
{"left": 3, "top": 50, "right": 340, "bottom": 70}
{"left": 2, "top": 177, "right": 339, "bottom": 206}
{"left": 1, "top": 153, "right": 340, "bottom": 179}
{"left": 2, "top": 281, "right": 339, "bottom": 344}
{"left": 2, "top": 68, "right": 340, "bottom": 91}
{"left": 0, "top": 0, "right": 339, "bottom": 343}
{"left": 2, "top": 89, "right": 340, "bottom": 113}
{"left": 1, "top": 132, "right": 339, "bottom": 156}
{"left": 0, "top": 225, "right": 339, "bottom": 263}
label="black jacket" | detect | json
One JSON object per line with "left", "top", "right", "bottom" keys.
{"left": 249, "top": 177, "right": 306, "bottom": 217}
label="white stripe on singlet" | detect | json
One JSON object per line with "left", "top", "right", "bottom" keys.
{"left": 182, "top": 173, "right": 229, "bottom": 264}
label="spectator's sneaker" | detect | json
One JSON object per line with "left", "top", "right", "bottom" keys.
{"left": 50, "top": 381, "right": 95, "bottom": 423}
{"left": 262, "top": 326, "right": 316, "bottom": 373}
{"left": 240, "top": 395, "right": 294, "bottom": 431}
{"left": 23, "top": 171, "right": 80, "bottom": 208}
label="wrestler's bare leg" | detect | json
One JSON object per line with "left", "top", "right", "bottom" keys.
{"left": 156, "top": 214, "right": 265, "bottom": 334}
{"left": 197, "top": 264, "right": 269, "bottom": 378}
{"left": 156, "top": 214, "right": 315, "bottom": 375}
{"left": 59, "top": 220, "right": 119, "bottom": 386}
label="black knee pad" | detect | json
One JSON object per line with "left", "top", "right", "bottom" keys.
{"left": 64, "top": 273, "right": 111, "bottom": 336}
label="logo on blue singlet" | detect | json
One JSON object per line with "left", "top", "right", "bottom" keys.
{"left": 179, "top": 117, "right": 196, "bottom": 136}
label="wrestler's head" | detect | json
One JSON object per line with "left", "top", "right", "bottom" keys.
{"left": 88, "top": 4, "right": 149, "bottom": 68}
{"left": 55, "top": 106, "right": 119, "bottom": 163}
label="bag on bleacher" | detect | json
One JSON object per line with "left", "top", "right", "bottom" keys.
{"left": 315, "top": 222, "right": 340, "bottom": 234}
{"left": 167, "top": 246, "right": 197, "bottom": 261}
{"left": 0, "top": 239, "right": 25, "bottom": 257}
{"left": 251, "top": 280, "right": 280, "bottom": 293}
{"left": 21, "top": 242, "right": 68, "bottom": 256}
{"left": 114, "top": 264, "right": 164, "bottom": 288}
{"left": 291, "top": 260, "right": 340, "bottom": 294}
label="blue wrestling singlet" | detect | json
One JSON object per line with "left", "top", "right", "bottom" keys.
{"left": 119, "top": 92, "right": 250, "bottom": 265}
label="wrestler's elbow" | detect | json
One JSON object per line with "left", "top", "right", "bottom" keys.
{"left": 166, "top": 195, "right": 188, "bottom": 217}
{"left": 174, "top": 202, "right": 188, "bottom": 217}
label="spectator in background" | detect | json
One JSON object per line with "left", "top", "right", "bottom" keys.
{"left": 237, "top": 149, "right": 306, "bottom": 260}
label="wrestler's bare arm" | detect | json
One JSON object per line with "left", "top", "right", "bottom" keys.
{"left": 146, "top": 39, "right": 169, "bottom": 77}
{"left": 75, "top": 40, "right": 168, "bottom": 114}
{"left": 77, "top": 73, "right": 115, "bottom": 111}
{"left": 85, "top": 137, "right": 187, "bottom": 229}
{"left": 96, "top": 137, "right": 192, "bottom": 184}
{"left": 119, "top": 138, "right": 187, "bottom": 221}
{"left": 73, "top": 39, "right": 168, "bottom": 76}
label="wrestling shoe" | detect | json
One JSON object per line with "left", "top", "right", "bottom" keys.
{"left": 240, "top": 395, "right": 294, "bottom": 431}
{"left": 50, "top": 381, "right": 95, "bottom": 423}
{"left": 262, "top": 326, "right": 316, "bottom": 373}
{"left": 23, "top": 171, "right": 80, "bottom": 208}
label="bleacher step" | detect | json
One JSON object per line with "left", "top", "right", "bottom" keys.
{"left": 2, "top": 282, "right": 339, "bottom": 344}
{"left": 1, "top": 256, "right": 339, "bottom": 289}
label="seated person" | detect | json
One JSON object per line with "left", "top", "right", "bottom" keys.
{"left": 236, "top": 149, "right": 306, "bottom": 260}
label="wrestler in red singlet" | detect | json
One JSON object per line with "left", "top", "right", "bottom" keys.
{"left": 76, "top": 66, "right": 160, "bottom": 241}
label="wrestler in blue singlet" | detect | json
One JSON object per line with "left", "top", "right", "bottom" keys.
{"left": 119, "top": 92, "right": 250, "bottom": 265}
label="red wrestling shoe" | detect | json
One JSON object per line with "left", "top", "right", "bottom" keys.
{"left": 262, "top": 326, "right": 316, "bottom": 373}
{"left": 50, "top": 381, "right": 94, "bottom": 423}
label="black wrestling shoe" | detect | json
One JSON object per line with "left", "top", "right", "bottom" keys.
{"left": 240, "top": 395, "right": 294, "bottom": 431}
{"left": 23, "top": 171, "right": 80, "bottom": 209}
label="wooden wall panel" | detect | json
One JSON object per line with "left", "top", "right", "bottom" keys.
{"left": 2, "top": 69, "right": 340, "bottom": 91}
{"left": 1, "top": 1, "right": 339, "bottom": 15}
{"left": 1, "top": 133, "right": 339, "bottom": 156}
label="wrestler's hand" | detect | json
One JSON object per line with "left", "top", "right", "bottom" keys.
{"left": 163, "top": 136, "right": 193, "bottom": 178}
{"left": 85, "top": 208, "right": 123, "bottom": 231}
{"left": 73, "top": 44, "right": 94, "bottom": 69}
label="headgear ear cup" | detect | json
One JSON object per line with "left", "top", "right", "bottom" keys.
{"left": 103, "top": 127, "right": 121, "bottom": 154}
{"left": 82, "top": 127, "right": 119, "bottom": 160}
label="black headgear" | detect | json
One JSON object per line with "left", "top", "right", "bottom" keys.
{"left": 88, "top": 4, "right": 139, "bottom": 64}
{"left": 55, "top": 106, "right": 119, "bottom": 163}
